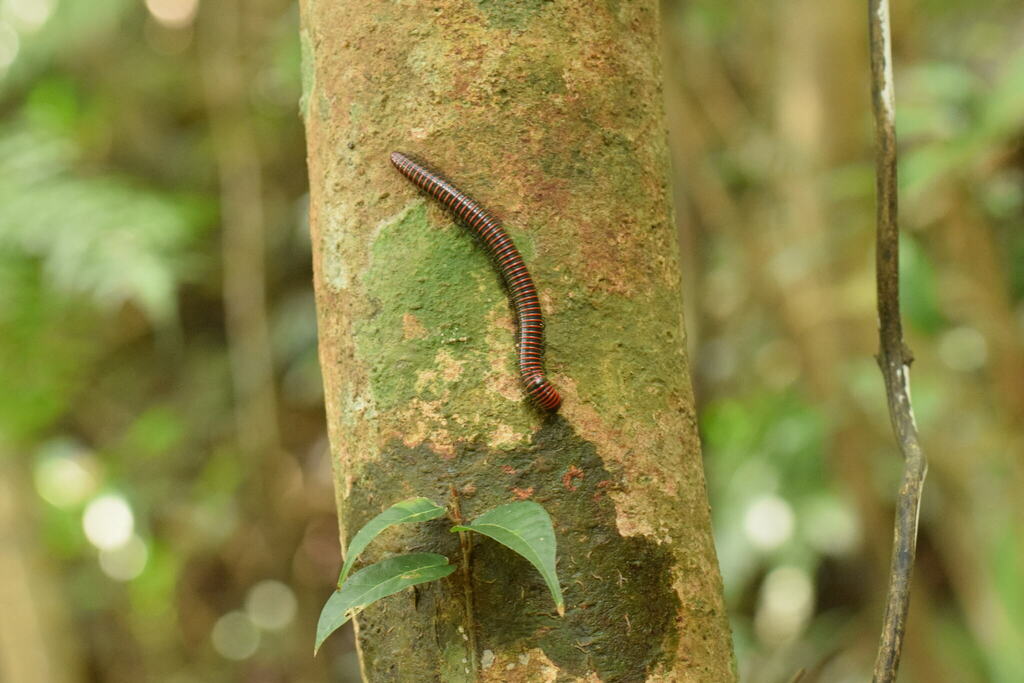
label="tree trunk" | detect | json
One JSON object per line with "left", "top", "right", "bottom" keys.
{"left": 299, "top": 1, "right": 734, "bottom": 680}
{"left": 0, "top": 458, "right": 79, "bottom": 683}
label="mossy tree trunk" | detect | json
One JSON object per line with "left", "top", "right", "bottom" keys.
{"left": 299, "top": 1, "right": 734, "bottom": 680}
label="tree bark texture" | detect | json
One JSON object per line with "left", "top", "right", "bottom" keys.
{"left": 299, "top": 1, "right": 734, "bottom": 680}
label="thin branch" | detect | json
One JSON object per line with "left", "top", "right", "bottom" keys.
{"left": 868, "top": 2, "right": 929, "bottom": 682}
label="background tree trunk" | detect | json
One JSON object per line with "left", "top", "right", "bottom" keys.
{"left": 0, "top": 458, "right": 79, "bottom": 683}
{"left": 299, "top": 1, "right": 734, "bottom": 680}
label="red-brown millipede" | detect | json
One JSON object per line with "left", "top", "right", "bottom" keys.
{"left": 389, "top": 151, "right": 562, "bottom": 412}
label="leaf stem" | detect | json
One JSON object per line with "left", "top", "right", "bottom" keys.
{"left": 449, "top": 487, "right": 479, "bottom": 676}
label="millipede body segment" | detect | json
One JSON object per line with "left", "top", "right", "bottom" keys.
{"left": 389, "top": 151, "right": 562, "bottom": 412}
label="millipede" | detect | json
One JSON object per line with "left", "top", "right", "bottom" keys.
{"left": 389, "top": 151, "right": 562, "bottom": 412}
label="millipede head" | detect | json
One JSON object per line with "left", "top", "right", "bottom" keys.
{"left": 390, "top": 151, "right": 409, "bottom": 168}
{"left": 524, "top": 374, "right": 562, "bottom": 412}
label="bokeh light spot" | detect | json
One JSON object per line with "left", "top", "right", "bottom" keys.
{"left": 743, "top": 495, "right": 795, "bottom": 550}
{"left": 938, "top": 325, "right": 987, "bottom": 372}
{"left": 82, "top": 494, "right": 135, "bottom": 550}
{"left": 755, "top": 566, "right": 814, "bottom": 645}
{"left": 145, "top": 0, "right": 198, "bottom": 28}
{"left": 3, "top": 0, "right": 56, "bottom": 31}
{"left": 98, "top": 534, "right": 149, "bottom": 581}
{"left": 34, "top": 439, "right": 98, "bottom": 508}
{"left": 245, "top": 580, "right": 298, "bottom": 631}
{"left": 803, "top": 495, "right": 861, "bottom": 556}
{"left": 211, "top": 611, "right": 260, "bottom": 660}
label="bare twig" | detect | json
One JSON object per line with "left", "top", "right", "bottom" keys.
{"left": 867, "top": 2, "right": 929, "bottom": 682}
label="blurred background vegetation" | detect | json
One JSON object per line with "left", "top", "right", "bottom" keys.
{"left": 0, "top": 0, "right": 1020, "bottom": 681}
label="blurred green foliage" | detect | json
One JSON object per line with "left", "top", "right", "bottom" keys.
{"left": 1, "top": 0, "right": 1021, "bottom": 682}
{"left": 668, "top": 1, "right": 1024, "bottom": 681}
{"left": 0, "top": 1, "right": 350, "bottom": 681}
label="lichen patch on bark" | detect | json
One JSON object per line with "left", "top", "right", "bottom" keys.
{"left": 478, "top": 648, "right": 563, "bottom": 682}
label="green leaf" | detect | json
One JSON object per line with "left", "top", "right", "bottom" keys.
{"left": 315, "top": 553, "right": 455, "bottom": 654}
{"left": 339, "top": 497, "right": 446, "bottom": 584}
{"left": 452, "top": 501, "right": 564, "bottom": 615}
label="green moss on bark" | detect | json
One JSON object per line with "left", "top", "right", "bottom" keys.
{"left": 356, "top": 203, "right": 496, "bottom": 411}
{"left": 356, "top": 201, "right": 540, "bottom": 436}
{"left": 550, "top": 287, "right": 691, "bottom": 425}
{"left": 474, "top": 0, "right": 549, "bottom": 29}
